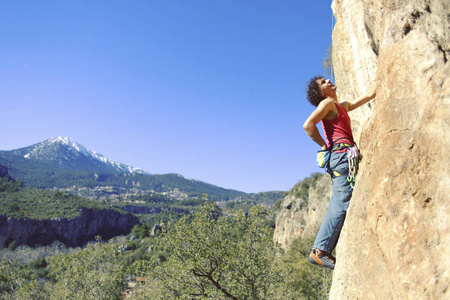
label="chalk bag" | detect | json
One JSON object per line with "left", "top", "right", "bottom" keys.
{"left": 316, "top": 149, "right": 331, "bottom": 168}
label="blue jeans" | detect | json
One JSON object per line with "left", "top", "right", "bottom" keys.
{"left": 313, "top": 151, "right": 353, "bottom": 253}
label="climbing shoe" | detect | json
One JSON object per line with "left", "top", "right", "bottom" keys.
{"left": 309, "top": 248, "right": 335, "bottom": 270}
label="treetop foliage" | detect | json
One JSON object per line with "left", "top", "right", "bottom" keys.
{"left": 135, "top": 201, "right": 282, "bottom": 299}
{"left": 1, "top": 201, "right": 333, "bottom": 299}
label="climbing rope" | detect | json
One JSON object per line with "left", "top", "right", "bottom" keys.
{"left": 330, "top": 10, "right": 335, "bottom": 83}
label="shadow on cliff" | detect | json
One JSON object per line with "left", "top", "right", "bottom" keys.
{"left": 0, "top": 208, "right": 140, "bottom": 248}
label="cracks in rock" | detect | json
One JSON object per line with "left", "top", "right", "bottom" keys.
{"left": 401, "top": 6, "right": 448, "bottom": 65}
{"left": 403, "top": 23, "right": 412, "bottom": 36}
{"left": 403, "top": 10, "right": 423, "bottom": 37}
{"left": 286, "top": 202, "right": 292, "bottom": 210}
{"left": 365, "top": 23, "right": 379, "bottom": 56}
{"left": 423, "top": 197, "right": 432, "bottom": 209}
{"left": 411, "top": 10, "right": 423, "bottom": 20}
{"left": 387, "top": 128, "right": 411, "bottom": 134}
{"left": 437, "top": 44, "right": 448, "bottom": 64}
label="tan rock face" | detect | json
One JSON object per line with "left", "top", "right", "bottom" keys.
{"left": 331, "top": 0, "right": 379, "bottom": 141}
{"left": 329, "top": 0, "right": 450, "bottom": 299}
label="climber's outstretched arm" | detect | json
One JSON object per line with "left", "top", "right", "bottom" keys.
{"left": 341, "top": 84, "right": 377, "bottom": 112}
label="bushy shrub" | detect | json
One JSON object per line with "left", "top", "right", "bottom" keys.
{"left": 273, "top": 236, "right": 333, "bottom": 300}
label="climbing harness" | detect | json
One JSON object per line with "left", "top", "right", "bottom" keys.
{"left": 319, "top": 137, "right": 361, "bottom": 189}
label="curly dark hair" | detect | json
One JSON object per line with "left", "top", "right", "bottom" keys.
{"left": 306, "top": 75, "right": 326, "bottom": 107}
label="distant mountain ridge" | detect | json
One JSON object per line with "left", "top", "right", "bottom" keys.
{"left": 0, "top": 137, "right": 284, "bottom": 203}
{"left": 8, "top": 137, "right": 147, "bottom": 174}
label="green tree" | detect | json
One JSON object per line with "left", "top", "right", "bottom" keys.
{"left": 0, "top": 259, "right": 47, "bottom": 300}
{"left": 138, "top": 202, "right": 282, "bottom": 299}
{"left": 130, "top": 223, "right": 151, "bottom": 239}
{"left": 1, "top": 259, "right": 23, "bottom": 297}
{"left": 45, "top": 241, "right": 124, "bottom": 300}
{"left": 0, "top": 177, "right": 22, "bottom": 193}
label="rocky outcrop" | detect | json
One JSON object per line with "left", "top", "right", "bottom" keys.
{"left": 329, "top": 0, "right": 450, "bottom": 299}
{"left": 274, "top": 1, "right": 449, "bottom": 298}
{"left": 151, "top": 224, "right": 162, "bottom": 236}
{"left": 0, "top": 165, "right": 7, "bottom": 178}
{"left": 0, "top": 208, "right": 139, "bottom": 248}
{"left": 273, "top": 174, "right": 331, "bottom": 250}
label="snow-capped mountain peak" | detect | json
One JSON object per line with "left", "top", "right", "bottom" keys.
{"left": 47, "top": 137, "right": 89, "bottom": 154}
{"left": 20, "top": 137, "right": 148, "bottom": 174}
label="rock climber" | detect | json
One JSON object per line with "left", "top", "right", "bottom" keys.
{"left": 303, "top": 76, "right": 376, "bottom": 269}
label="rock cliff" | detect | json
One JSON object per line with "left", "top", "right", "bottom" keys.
{"left": 0, "top": 208, "right": 139, "bottom": 248}
{"left": 329, "top": 0, "right": 450, "bottom": 299}
{"left": 274, "top": 0, "right": 449, "bottom": 298}
{"left": 273, "top": 174, "right": 331, "bottom": 250}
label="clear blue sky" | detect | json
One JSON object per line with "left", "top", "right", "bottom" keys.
{"left": 1, "top": 1, "right": 333, "bottom": 193}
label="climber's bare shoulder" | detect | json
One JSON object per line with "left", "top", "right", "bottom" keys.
{"left": 316, "top": 98, "right": 339, "bottom": 121}
{"left": 339, "top": 101, "right": 351, "bottom": 112}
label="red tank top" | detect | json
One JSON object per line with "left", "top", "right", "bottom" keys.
{"left": 321, "top": 102, "right": 354, "bottom": 148}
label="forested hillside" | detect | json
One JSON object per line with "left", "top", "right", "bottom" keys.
{"left": 1, "top": 200, "right": 332, "bottom": 300}
{"left": 0, "top": 140, "right": 288, "bottom": 298}
{"left": 0, "top": 148, "right": 282, "bottom": 203}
